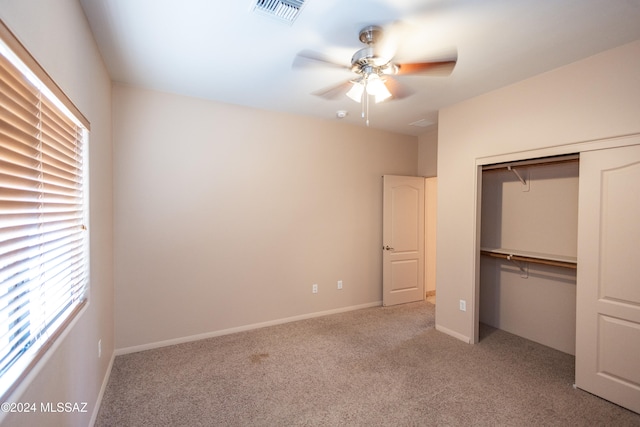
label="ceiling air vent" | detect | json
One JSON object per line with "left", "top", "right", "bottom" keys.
{"left": 252, "top": 0, "right": 306, "bottom": 24}
{"left": 409, "top": 119, "right": 435, "bottom": 128}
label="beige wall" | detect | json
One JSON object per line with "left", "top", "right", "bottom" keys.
{"left": 418, "top": 126, "right": 438, "bottom": 177}
{"left": 436, "top": 40, "right": 640, "bottom": 342}
{"left": 0, "top": 1, "right": 114, "bottom": 426}
{"left": 418, "top": 129, "right": 438, "bottom": 296}
{"left": 113, "top": 84, "right": 418, "bottom": 351}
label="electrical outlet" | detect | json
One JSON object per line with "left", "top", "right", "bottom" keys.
{"left": 459, "top": 300, "right": 466, "bottom": 312}
{"left": 337, "top": 280, "right": 343, "bottom": 290}
{"left": 98, "top": 339, "right": 102, "bottom": 358}
{"left": 312, "top": 284, "right": 318, "bottom": 294}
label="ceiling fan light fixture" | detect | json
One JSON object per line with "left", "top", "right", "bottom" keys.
{"left": 346, "top": 81, "right": 364, "bottom": 103}
{"left": 366, "top": 74, "right": 392, "bottom": 103}
{"left": 374, "top": 89, "right": 392, "bottom": 103}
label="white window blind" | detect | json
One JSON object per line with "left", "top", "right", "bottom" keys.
{"left": 0, "top": 21, "right": 89, "bottom": 401}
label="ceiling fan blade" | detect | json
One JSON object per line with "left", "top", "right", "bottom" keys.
{"left": 292, "top": 50, "right": 350, "bottom": 71}
{"left": 384, "top": 76, "right": 415, "bottom": 100}
{"left": 312, "top": 80, "right": 354, "bottom": 100}
{"left": 395, "top": 58, "right": 457, "bottom": 76}
{"left": 375, "top": 20, "right": 410, "bottom": 64}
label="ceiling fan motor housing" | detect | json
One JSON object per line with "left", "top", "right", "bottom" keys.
{"left": 359, "top": 25, "right": 383, "bottom": 44}
{"left": 351, "top": 26, "right": 395, "bottom": 74}
{"left": 351, "top": 47, "right": 397, "bottom": 75}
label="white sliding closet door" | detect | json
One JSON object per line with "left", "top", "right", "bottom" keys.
{"left": 575, "top": 144, "right": 640, "bottom": 413}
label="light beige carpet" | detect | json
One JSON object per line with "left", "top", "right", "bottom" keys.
{"left": 96, "top": 301, "right": 639, "bottom": 426}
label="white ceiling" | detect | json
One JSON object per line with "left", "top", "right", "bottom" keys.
{"left": 80, "top": 0, "right": 640, "bottom": 136}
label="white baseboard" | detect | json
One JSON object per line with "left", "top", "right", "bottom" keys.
{"left": 115, "top": 301, "right": 382, "bottom": 356}
{"left": 89, "top": 351, "right": 116, "bottom": 427}
{"left": 435, "top": 324, "right": 471, "bottom": 344}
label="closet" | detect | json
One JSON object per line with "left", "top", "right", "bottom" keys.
{"left": 479, "top": 154, "right": 579, "bottom": 355}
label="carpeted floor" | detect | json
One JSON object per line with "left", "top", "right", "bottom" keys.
{"left": 96, "top": 301, "right": 640, "bottom": 426}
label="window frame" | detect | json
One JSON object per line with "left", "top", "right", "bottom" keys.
{"left": 0, "top": 19, "right": 90, "bottom": 402}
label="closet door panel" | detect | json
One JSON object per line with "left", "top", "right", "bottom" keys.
{"left": 598, "top": 159, "right": 640, "bottom": 303}
{"left": 598, "top": 316, "right": 640, "bottom": 386}
{"left": 576, "top": 144, "right": 640, "bottom": 414}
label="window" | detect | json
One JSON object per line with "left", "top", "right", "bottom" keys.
{"left": 0, "top": 21, "right": 90, "bottom": 400}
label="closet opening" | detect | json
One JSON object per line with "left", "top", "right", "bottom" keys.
{"left": 478, "top": 153, "right": 579, "bottom": 355}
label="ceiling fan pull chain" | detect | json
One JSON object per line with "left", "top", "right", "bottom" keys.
{"left": 364, "top": 78, "right": 369, "bottom": 126}
{"left": 366, "top": 93, "right": 370, "bottom": 126}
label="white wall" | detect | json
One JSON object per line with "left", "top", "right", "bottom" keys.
{"left": 436, "top": 40, "right": 640, "bottom": 342}
{"left": 113, "top": 84, "right": 418, "bottom": 351}
{"left": 0, "top": 1, "right": 113, "bottom": 426}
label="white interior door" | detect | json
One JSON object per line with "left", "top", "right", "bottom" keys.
{"left": 382, "top": 175, "right": 425, "bottom": 306}
{"left": 575, "top": 144, "right": 640, "bottom": 413}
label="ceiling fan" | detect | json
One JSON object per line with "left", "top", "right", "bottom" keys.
{"left": 293, "top": 24, "right": 457, "bottom": 124}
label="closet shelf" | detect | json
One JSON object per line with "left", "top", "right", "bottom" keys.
{"left": 482, "top": 154, "right": 580, "bottom": 171}
{"left": 480, "top": 247, "right": 577, "bottom": 269}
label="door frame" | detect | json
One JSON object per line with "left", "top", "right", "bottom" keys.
{"left": 471, "top": 133, "right": 640, "bottom": 344}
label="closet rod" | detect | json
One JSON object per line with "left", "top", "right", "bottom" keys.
{"left": 480, "top": 250, "right": 577, "bottom": 269}
{"left": 482, "top": 154, "right": 579, "bottom": 171}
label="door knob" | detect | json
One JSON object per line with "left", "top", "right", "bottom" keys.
{"left": 383, "top": 245, "right": 394, "bottom": 251}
